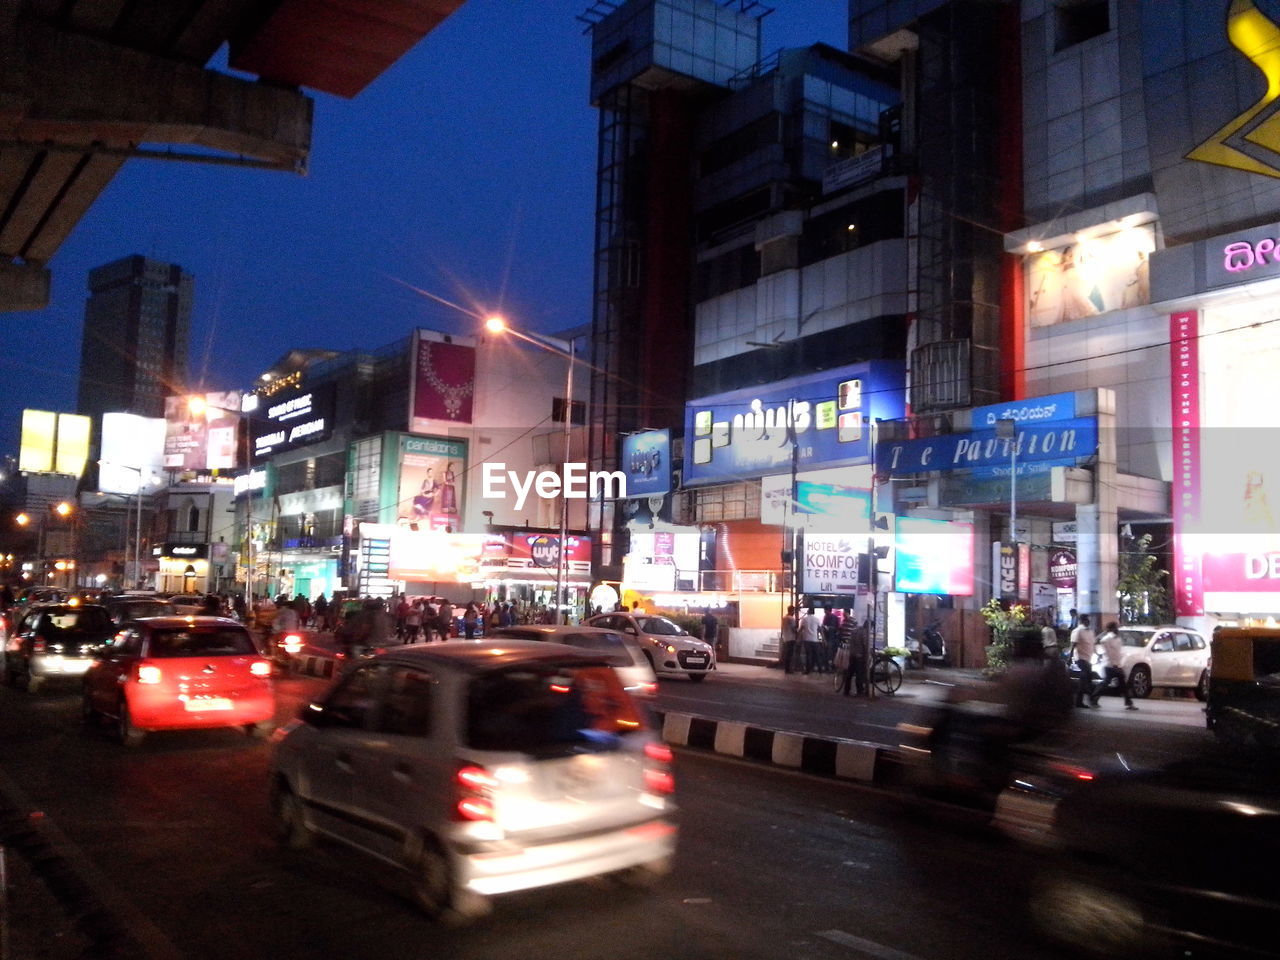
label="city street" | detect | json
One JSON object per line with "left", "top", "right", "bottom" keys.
{"left": 1, "top": 662, "right": 1210, "bottom": 960}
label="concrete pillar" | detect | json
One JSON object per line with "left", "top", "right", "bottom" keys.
{"left": 1075, "top": 388, "right": 1118, "bottom": 626}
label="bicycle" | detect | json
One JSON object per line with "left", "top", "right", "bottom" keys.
{"left": 831, "top": 645, "right": 902, "bottom": 695}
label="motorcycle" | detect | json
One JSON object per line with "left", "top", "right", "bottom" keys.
{"left": 904, "top": 620, "right": 947, "bottom": 668}
{"left": 269, "top": 630, "right": 309, "bottom": 672}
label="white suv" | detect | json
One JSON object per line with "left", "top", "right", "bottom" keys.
{"left": 1081, "top": 625, "right": 1210, "bottom": 700}
{"left": 269, "top": 641, "right": 676, "bottom": 922}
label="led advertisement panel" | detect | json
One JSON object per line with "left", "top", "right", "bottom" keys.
{"left": 621, "top": 429, "right": 671, "bottom": 497}
{"left": 165, "top": 391, "right": 242, "bottom": 470}
{"left": 53, "top": 413, "right": 90, "bottom": 477}
{"left": 896, "top": 518, "right": 974, "bottom": 596}
{"left": 18, "top": 409, "right": 56, "bottom": 473}
{"left": 389, "top": 530, "right": 502, "bottom": 583}
{"left": 683, "top": 360, "right": 906, "bottom": 486}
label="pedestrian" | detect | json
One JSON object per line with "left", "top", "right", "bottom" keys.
{"left": 435, "top": 598, "right": 454, "bottom": 642}
{"left": 1039, "top": 616, "right": 1060, "bottom": 657}
{"left": 799, "top": 606, "right": 824, "bottom": 674}
{"left": 838, "top": 607, "right": 867, "bottom": 696}
{"left": 404, "top": 600, "right": 423, "bottom": 644}
{"left": 463, "top": 602, "right": 480, "bottom": 639}
{"left": 500, "top": 602, "right": 514, "bottom": 627}
{"left": 1070, "top": 613, "right": 1099, "bottom": 708}
{"left": 822, "top": 606, "right": 841, "bottom": 669}
{"left": 779, "top": 605, "right": 798, "bottom": 673}
{"left": 1098, "top": 620, "right": 1137, "bottom": 710}
{"left": 314, "top": 593, "right": 329, "bottom": 630}
{"left": 701, "top": 609, "right": 718, "bottom": 646}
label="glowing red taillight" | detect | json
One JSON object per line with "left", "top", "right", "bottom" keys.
{"left": 637, "top": 681, "right": 658, "bottom": 698}
{"left": 250, "top": 660, "right": 272, "bottom": 678}
{"left": 136, "top": 663, "right": 162, "bottom": 684}
{"left": 644, "top": 742, "right": 673, "bottom": 764}
{"left": 455, "top": 764, "right": 498, "bottom": 822}
{"left": 280, "top": 634, "right": 304, "bottom": 656}
{"left": 644, "top": 768, "right": 676, "bottom": 794}
{"left": 643, "top": 739, "right": 675, "bottom": 794}
{"left": 31, "top": 639, "right": 46, "bottom": 655}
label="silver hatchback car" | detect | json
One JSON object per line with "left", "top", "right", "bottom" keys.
{"left": 586, "top": 612, "right": 716, "bottom": 681}
{"left": 269, "top": 641, "right": 677, "bottom": 922}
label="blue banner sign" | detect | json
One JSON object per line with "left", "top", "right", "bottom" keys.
{"left": 621, "top": 429, "right": 671, "bottom": 497}
{"left": 683, "top": 360, "right": 906, "bottom": 486}
{"left": 877, "top": 417, "right": 1097, "bottom": 477}
{"left": 970, "top": 391, "right": 1076, "bottom": 429}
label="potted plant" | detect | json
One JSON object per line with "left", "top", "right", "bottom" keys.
{"left": 979, "top": 598, "right": 1029, "bottom": 677}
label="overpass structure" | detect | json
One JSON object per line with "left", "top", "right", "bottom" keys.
{"left": 0, "top": 0, "right": 466, "bottom": 311}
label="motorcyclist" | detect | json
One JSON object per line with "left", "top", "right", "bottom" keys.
{"left": 270, "top": 597, "right": 302, "bottom": 661}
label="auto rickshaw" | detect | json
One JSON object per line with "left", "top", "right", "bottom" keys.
{"left": 1206, "top": 626, "right": 1280, "bottom": 748}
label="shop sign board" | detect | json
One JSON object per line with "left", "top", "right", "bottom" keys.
{"left": 878, "top": 417, "right": 1096, "bottom": 478}
{"left": 621, "top": 429, "right": 671, "bottom": 497}
{"left": 250, "top": 383, "right": 335, "bottom": 462}
{"left": 1049, "top": 549, "right": 1077, "bottom": 588}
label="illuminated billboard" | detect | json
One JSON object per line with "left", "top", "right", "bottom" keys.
{"left": 394, "top": 434, "right": 467, "bottom": 530}
{"left": 409, "top": 331, "right": 476, "bottom": 431}
{"left": 621, "top": 429, "right": 671, "bottom": 497}
{"left": 895, "top": 517, "right": 974, "bottom": 596}
{"left": 164, "top": 391, "right": 242, "bottom": 471}
{"left": 1025, "top": 226, "right": 1154, "bottom": 328}
{"left": 99, "top": 413, "right": 166, "bottom": 495}
{"left": 388, "top": 530, "right": 503, "bottom": 582}
{"left": 249, "top": 384, "right": 335, "bottom": 462}
{"left": 19, "top": 410, "right": 91, "bottom": 477}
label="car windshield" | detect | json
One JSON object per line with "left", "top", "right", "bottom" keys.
{"left": 466, "top": 663, "right": 644, "bottom": 757}
{"left": 1119, "top": 630, "right": 1152, "bottom": 647}
{"left": 560, "top": 632, "right": 636, "bottom": 667}
{"left": 635, "top": 616, "right": 684, "bottom": 636}
{"left": 42, "top": 608, "right": 112, "bottom": 634}
{"left": 147, "top": 628, "right": 256, "bottom": 658}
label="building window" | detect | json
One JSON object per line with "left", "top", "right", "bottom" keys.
{"left": 187, "top": 505, "right": 200, "bottom": 533}
{"left": 552, "top": 398, "right": 586, "bottom": 426}
{"left": 1054, "top": 0, "right": 1110, "bottom": 52}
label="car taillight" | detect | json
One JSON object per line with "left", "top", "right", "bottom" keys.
{"left": 32, "top": 639, "right": 46, "bottom": 655}
{"left": 637, "top": 681, "right": 658, "bottom": 697}
{"left": 643, "top": 740, "right": 676, "bottom": 795}
{"left": 136, "top": 663, "right": 162, "bottom": 684}
{"left": 280, "top": 634, "right": 304, "bottom": 655}
{"left": 250, "top": 660, "right": 272, "bottom": 677}
{"left": 455, "top": 764, "right": 498, "bottom": 822}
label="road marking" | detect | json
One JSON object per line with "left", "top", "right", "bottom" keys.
{"left": 818, "top": 929, "right": 928, "bottom": 960}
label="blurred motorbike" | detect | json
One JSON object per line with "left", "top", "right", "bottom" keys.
{"left": 904, "top": 620, "right": 947, "bottom": 667}
{"left": 270, "top": 630, "right": 309, "bottom": 671}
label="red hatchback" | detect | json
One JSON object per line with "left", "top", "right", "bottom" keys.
{"left": 83, "top": 616, "right": 276, "bottom": 746}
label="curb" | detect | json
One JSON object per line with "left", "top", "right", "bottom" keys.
{"left": 656, "top": 711, "right": 892, "bottom": 784}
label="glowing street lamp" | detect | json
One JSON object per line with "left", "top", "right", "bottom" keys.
{"left": 485, "top": 314, "right": 578, "bottom": 623}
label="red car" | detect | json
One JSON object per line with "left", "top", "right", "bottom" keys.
{"left": 83, "top": 616, "right": 276, "bottom": 746}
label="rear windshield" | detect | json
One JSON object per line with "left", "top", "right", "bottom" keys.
{"left": 41, "top": 608, "right": 113, "bottom": 635}
{"left": 635, "top": 616, "right": 683, "bottom": 636}
{"left": 560, "top": 632, "right": 637, "bottom": 666}
{"left": 466, "top": 663, "right": 644, "bottom": 757}
{"left": 147, "top": 628, "right": 257, "bottom": 658}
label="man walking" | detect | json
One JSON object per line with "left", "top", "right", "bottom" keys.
{"left": 799, "top": 606, "right": 824, "bottom": 674}
{"left": 779, "top": 605, "right": 798, "bottom": 673}
{"left": 1097, "top": 620, "right": 1137, "bottom": 710}
{"left": 837, "top": 607, "right": 867, "bottom": 696}
{"left": 1070, "top": 613, "right": 1098, "bottom": 708}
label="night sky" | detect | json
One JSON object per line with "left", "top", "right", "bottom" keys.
{"left": 0, "top": 0, "right": 845, "bottom": 457}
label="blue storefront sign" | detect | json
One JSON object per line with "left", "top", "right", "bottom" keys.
{"left": 877, "top": 417, "right": 1097, "bottom": 477}
{"left": 683, "top": 360, "right": 906, "bottom": 486}
{"left": 621, "top": 429, "right": 671, "bottom": 497}
{"left": 971, "top": 391, "right": 1076, "bottom": 429}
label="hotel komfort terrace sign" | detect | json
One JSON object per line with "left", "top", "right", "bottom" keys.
{"left": 481, "top": 463, "right": 626, "bottom": 510}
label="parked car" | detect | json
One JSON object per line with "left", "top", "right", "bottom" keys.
{"left": 103, "top": 594, "right": 175, "bottom": 626}
{"left": 82, "top": 616, "right": 275, "bottom": 746}
{"left": 2, "top": 602, "right": 116, "bottom": 693}
{"left": 584, "top": 612, "right": 715, "bottom": 681}
{"left": 1071, "top": 625, "right": 1209, "bottom": 700}
{"left": 269, "top": 641, "right": 677, "bottom": 922}
{"left": 167, "top": 594, "right": 206, "bottom": 613}
{"left": 1029, "top": 757, "right": 1280, "bottom": 958}
{"left": 486, "top": 624, "right": 658, "bottom": 698}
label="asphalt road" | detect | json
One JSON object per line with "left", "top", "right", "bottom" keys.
{"left": 0, "top": 673, "right": 1070, "bottom": 960}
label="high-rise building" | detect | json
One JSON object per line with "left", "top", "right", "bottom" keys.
{"left": 76, "top": 254, "right": 193, "bottom": 422}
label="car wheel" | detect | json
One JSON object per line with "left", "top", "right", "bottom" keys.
{"left": 270, "top": 781, "right": 314, "bottom": 850}
{"left": 687, "top": 672, "right": 706, "bottom": 683}
{"left": 116, "top": 699, "right": 144, "bottom": 747}
{"left": 245, "top": 719, "right": 276, "bottom": 739}
{"left": 410, "top": 838, "right": 490, "bottom": 925}
{"left": 1195, "top": 670, "right": 1209, "bottom": 702}
{"left": 1127, "top": 665, "right": 1153, "bottom": 700}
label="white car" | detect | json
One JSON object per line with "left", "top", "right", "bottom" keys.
{"left": 1082, "top": 625, "right": 1210, "bottom": 700}
{"left": 486, "top": 624, "right": 658, "bottom": 698}
{"left": 585, "top": 612, "right": 715, "bottom": 681}
{"left": 270, "top": 641, "right": 676, "bottom": 922}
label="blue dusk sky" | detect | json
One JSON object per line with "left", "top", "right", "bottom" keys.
{"left": 0, "top": 0, "right": 846, "bottom": 456}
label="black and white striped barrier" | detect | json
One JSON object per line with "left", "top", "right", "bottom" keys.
{"left": 656, "top": 712, "right": 888, "bottom": 783}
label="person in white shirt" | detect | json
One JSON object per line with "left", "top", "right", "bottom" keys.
{"left": 1098, "top": 620, "right": 1136, "bottom": 710}
{"left": 1070, "top": 614, "right": 1098, "bottom": 708}
{"left": 799, "top": 607, "right": 824, "bottom": 675}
